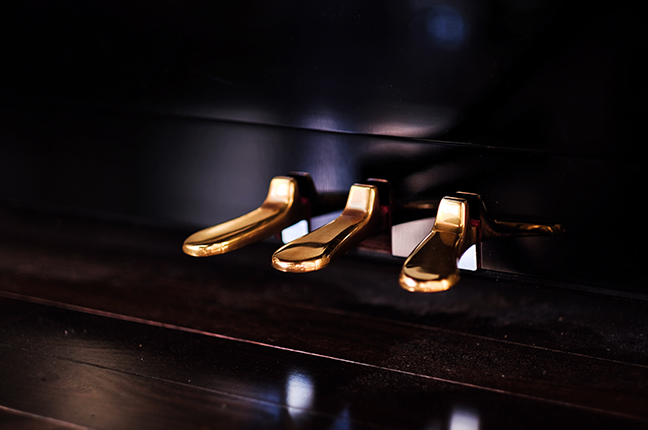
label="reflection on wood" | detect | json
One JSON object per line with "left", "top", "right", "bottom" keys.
{"left": 1, "top": 300, "right": 644, "bottom": 429}
{"left": 1, "top": 204, "right": 648, "bottom": 428}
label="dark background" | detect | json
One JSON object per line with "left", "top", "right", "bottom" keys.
{"left": 2, "top": 1, "right": 646, "bottom": 155}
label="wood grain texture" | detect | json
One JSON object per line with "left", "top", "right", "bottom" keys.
{"left": 1, "top": 299, "right": 645, "bottom": 429}
{"left": 0, "top": 406, "right": 88, "bottom": 430}
{"left": 1, "top": 203, "right": 648, "bottom": 428}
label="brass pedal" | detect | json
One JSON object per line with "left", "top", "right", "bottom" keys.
{"left": 182, "top": 172, "right": 345, "bottom": 257}
{"left": 272, "top": 179, "right": 391, "bottom": 273}
{"left": 399, "top": 192, "right": 563, "bottom": 292}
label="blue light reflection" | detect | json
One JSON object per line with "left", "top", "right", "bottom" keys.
{"left": 426, "top": 5, "right": 465, "bottom": 49}
{"left": 285, "top": 370, "right": 315, "bottom": 418}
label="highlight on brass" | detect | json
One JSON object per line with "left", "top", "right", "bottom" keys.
{"left": 400, "top": 197, "right": 470, "bottom": 293}
{"left": 272, "top": 182, "right": 387, "bottom": 273}
{"left": 183, "top": 176, "right": 306, "bottom": 257}
{"left": 400, "top": 192, "right": 564, "bottom": 293}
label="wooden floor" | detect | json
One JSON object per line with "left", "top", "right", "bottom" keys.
{"left": 1, "top": 201, "right": 648, "bottom": 429}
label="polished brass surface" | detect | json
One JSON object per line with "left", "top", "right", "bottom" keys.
{"left": 400, "top": 197, "right": 472, "bottom": 292}
{"left": 183, "top": 176, "right": 306, "bottom": 256}
{"left": 400, "top": 193, "right": 564, "bottom": 292}
{"left": 272, "top": 184, "right": 383, "bottom": 272}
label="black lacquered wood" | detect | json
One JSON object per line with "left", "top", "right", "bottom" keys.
{"left": 3, "top": 3, "right": 646, "bottom": 158}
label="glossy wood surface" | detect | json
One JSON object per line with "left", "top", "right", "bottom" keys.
{"left": 1, "top": 203, "right": 647, "bottom": 428}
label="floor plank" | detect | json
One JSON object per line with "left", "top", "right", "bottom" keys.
{"left": 0, "top": 406, "right": 88, "bottom": 430}
{"left": 2, "top": 204, "right": 648, "bottom": 427}
{"left": 2, "top": 273, "right": 648, "bottom": 419}
{"left": 1, "top": 299, "right": 644, "bottom": 429}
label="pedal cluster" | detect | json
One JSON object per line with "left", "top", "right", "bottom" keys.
{"left": 183, "top": 173, "right": 563, "bottom": 292}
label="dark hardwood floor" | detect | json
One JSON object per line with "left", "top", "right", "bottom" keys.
{"left": 1, "top": 202, "right": 647, "bottom": 429}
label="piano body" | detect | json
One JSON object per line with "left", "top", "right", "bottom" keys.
{"left": 0, "top": 1, "right": 646, "bottom": 428}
